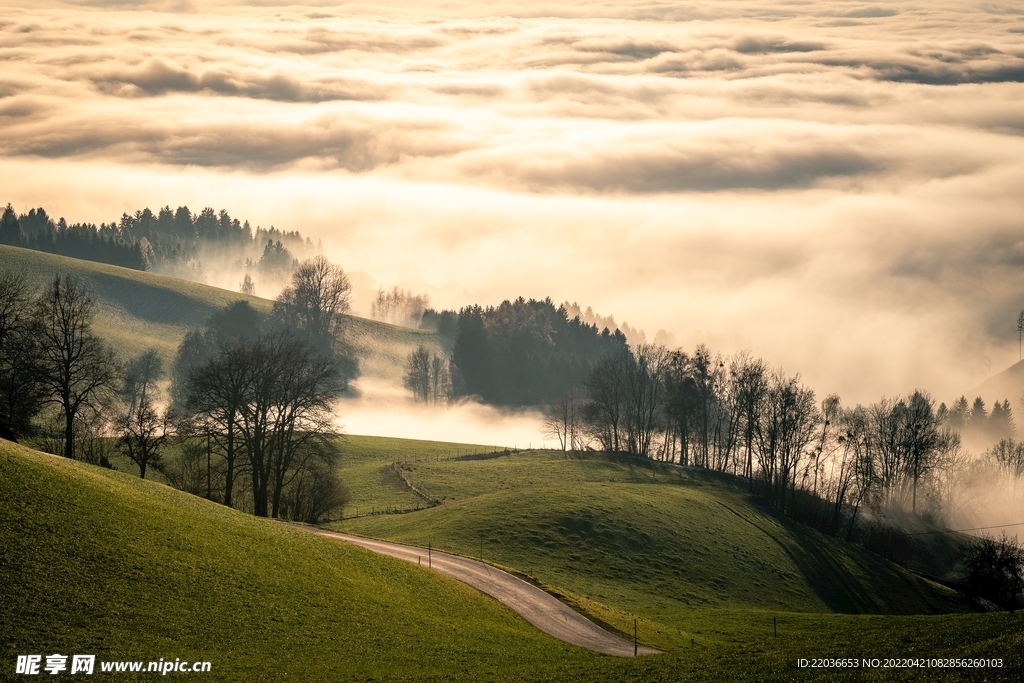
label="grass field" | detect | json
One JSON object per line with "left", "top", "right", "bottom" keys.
{"left": 4, "top": 439, "right": 1024, "bottom": 681}
{"left": 332, "top": 448, "right": 1024, "bottom": 675}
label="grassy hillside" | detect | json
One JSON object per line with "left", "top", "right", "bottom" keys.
{"left": 0, "top": 439, "right": 600, "bottom": 681}
{"left": 334, "top": 450, "right": 971, "bottom": 648}
{"left": 4, "top": 439, "right": 1023, "bottom": 681}
{"left": 336, "top": 435, "right": 502, "bottom": 517}
{"left": 0, "top": 244, "right": 442, "bottom": 383}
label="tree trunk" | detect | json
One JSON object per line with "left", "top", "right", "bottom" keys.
{"left": 64, "top": 405, "right": 75, "bottom": 460}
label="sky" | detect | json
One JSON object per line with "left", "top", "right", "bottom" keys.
{"left": 2, "top": 0, "right": 1024, "bottom": 414}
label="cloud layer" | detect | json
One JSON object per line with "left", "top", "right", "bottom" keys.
{"left": 2, "top": 0, "right": 1024, "bottom": 411}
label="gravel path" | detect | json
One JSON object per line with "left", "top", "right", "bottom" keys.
{"left": 287, "top": 525, "right": 660, "bottom": 657}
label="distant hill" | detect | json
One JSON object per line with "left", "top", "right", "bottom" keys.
{"left": 0, "top": 244, "right": 442, "bottom": 391}
{"left": 968, "top": 360, "right": 1024, "bottom": 408}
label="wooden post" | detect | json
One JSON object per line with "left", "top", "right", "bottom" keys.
{"left": 634, "top": 618, "right": 637, "bottom": 656}
{"left": 428, "top": 542, "right": 431, "bottom": 568}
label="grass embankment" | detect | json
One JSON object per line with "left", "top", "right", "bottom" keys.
{"left": 333, "top": 449, "right": 1024, "bottom": 674}
{"left": 0, "top": 244, "right": 442, "bottom": 376}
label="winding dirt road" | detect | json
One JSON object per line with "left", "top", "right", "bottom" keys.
{"left": 287, "top": 525, "right": 660, "bottom": 657}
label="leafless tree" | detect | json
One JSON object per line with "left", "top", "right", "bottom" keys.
{"left": 730, "top": 353, "right": 767, "bottom": 485}
{"left": 902, "top": 390, "right": 942, "bottom": 513}
{"left": 543, "top": 387, "right": 584, "bottom": 451}
{"left": 623, "top": 344, "right": 668, "bottom": 458}
{"left": 34, "top": 276, "right": 118, "bottom": 460}
{"left": 273, "top": 255, "right": 351, "bottom": 354}
{"left": 184, "top": 342, "right": 252, "bottom": 506}
{"left": 372, "top": 287, "right": 429, "bottom": 328}
{"left": 403, "top": 345, "right": 450, "bottom": 405}
{"left": 239, "top": 273, "right": 256, "bottom": 296}
{"left": 122, "top": 350, "right": 163, "bottom": 418}
{"left": 233, "top": 330, "right": 342, "bottom": 518}
{"left": 583, "top": 347, "right": 630, "bottom": 452}
{"left": 754, "top": 369, "right": 819, "bottom": 513}
{"left": 0, "top": 271, "right": 44, "bottom": 440}
{"left": 116, "top": 396, "right": 173, "bottom": 479}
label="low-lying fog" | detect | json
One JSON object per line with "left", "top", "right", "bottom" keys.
{"left": 339, "top": 378, "right": 549, "bottom": 449}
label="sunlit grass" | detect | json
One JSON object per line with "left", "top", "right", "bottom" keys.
{"left": 4, "top": 438, "right": 1023, "bottom": 681}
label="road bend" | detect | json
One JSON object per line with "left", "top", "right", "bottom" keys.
{"left": 283, "top": 524, "right": 660, "bottom": 657}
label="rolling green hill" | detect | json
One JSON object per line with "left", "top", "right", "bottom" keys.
{"left": 0, "top": 244, "right": 442, "bottom": 382}
{"left": 333, "top": 450, "right": 972, "bottom": 647}
{"left": 0, "top": 439, "right": 599, "bottom": 681}
{"left": 4, "top": 438, "right": 1023, "bottom": 681}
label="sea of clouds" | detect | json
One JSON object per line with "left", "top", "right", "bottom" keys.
{"left": 3, "top": 1, "right": 1024, "bottom": 433}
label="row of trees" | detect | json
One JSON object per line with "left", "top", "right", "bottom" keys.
{"left": 371, "top": 287, "right": 429, "bottom": 328}
{"left": 1, "top": 203, "right": 314, "bottom": 280}
{"left": 450, "top": 297, "right": 628, "bottom": 406}
{"left": 544, "top": 342, "right": 1006, "bottom": 525}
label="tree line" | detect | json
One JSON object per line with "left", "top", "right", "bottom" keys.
{"left": 543, "top": 342, "right": 1020, "bottom": 528}
{"left": 1, "top": 203, "right": 313, "bottom": 280}
{"left": 440, "top": 297, "right": 628, "bottom": 407}
{"left": 0, "top": 255, "right": 356, "bottom": 523}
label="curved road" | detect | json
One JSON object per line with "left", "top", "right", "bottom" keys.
{"left": 286, "top": 524, "right": 660, "bottom": 657}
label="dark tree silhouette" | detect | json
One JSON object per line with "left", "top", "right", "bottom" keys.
{"left": 0, "top": 271, "right": 45, "bottom": 440}
{"left": 34, "top": 276, "right": 117, "bottom": 460}
{"left": 959, "top": 534, "right": 1024, "bottom": 610}
{"left": 116, "top": 396, "right": 172, "bottom": 479}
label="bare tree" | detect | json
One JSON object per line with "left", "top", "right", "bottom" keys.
{"left": 543, "top": 387, "right": 584, "bottom": 451}
{"left": 1017, "top": 309, "right": 1024, "bottom": 362}
{"left": 902, "top": 390, "right": 942, "bottom": 513}
{"left": 0, "top": 271, "right": 44, "bottom": 440}
{"left": 231, "top": 330, "right": 342, "bottom": 518}
{"left": 273, "top": 255, "right": 351, "bottom": 354}
{"left": 623, "top": 344, "right": 668, "bottom": 458}
{"left": 403, "top": 345, "right": 450, "bottom": 405}
{"left": 116, "top": 396, "right": 173, "bottom": 479}
{"left": 34, "top": 276, "right": 118, "bottom": 460}
{"left": 755, "top": 369, "right": 819, "bottom": 513}
{"left": 730, "top": 353, "right": 767, "bottom": 486}
{"left": 122, "top": 350, "right": 163, "bottom": 418}
{"left": 239, "top": 273, "right": 256, "bottom": 296}
{"left": 809, "top": 394, "right": 842, "bottom": 497}
{"left": 663, "top": 350, "right": 696, "bottom": 465}
{"left": 583, "top": 347, "right": 630, "bottom": 452}
{"left": 929, "top": 430, "right": 973, "bottom": 524}
{"left": 372, "top": 287, "right": 430, "bottom": 328}
{"left": 184, "top": 342, "right": 252, "bottom": 506}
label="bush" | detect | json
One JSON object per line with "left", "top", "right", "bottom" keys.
{"left": 958, "top": 534, "right": 1024, "bottom": 610}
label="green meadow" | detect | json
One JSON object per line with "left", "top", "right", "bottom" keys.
{"left": 4, "top": 438, "right": 1023, "bottom": 681}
